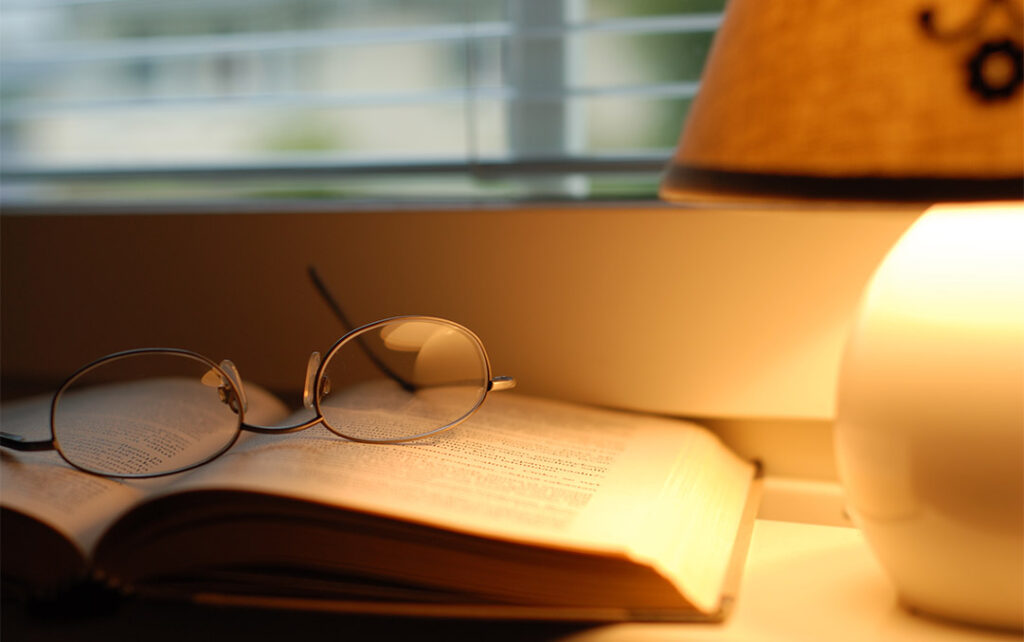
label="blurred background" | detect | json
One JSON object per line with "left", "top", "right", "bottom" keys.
{"left": 1, "top": 0, "right": 723, "bottom": 204}
{"left": 0, "top": 0, "right": 922, "bottom": 488}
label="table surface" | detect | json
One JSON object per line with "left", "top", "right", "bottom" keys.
{"left": 3, "top": 519, "right": 1018, "bottom": 642}
{"left": 565, "top": 519, "right": 1018, "bottom": 642}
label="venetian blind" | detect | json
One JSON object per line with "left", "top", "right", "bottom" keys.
{"left": 0, "top": 0, "right": 723, "bottom": 204}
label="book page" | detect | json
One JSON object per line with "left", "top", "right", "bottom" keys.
{"left": 1, "top": 396, "right": 152, "bottom": 555}
{"left": 171, "top": 392, "right": 754, "bottom": 608}
{"left": 0, "top": 384, "right": 289, "bottom": 555}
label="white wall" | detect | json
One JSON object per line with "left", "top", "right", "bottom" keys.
{"left": 2, "top": 203, "right": 917, "bottom": 430}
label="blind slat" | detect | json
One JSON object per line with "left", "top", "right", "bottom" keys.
{"left": 1, "top": 82, "right": 700, "bottom": 121}
{"left": 1, "top": 154, "right": 673, "bottom": 180}
{"left": 2, "top": 14, "right": 720, "bottom": 65}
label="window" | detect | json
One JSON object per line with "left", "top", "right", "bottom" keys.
{"left": 0, "top": 0, "right": 723, "bottom": 205}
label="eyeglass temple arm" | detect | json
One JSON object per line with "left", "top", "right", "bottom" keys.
{"left": 0, "top": 432, "right": 55, "bottom": 451}
{"left": 307, "top": 266, "right": 415, "bottom": 393}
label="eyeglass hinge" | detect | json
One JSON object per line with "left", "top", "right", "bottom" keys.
{"left": 489, "top": 376, "right": 517, "bottom": 392}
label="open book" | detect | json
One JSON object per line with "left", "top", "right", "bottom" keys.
{"left": 1, "top": 386, "right": 760, "bottom": 622}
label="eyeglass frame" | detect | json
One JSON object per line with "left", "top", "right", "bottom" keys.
{"left": 0, "top": 270, "right": 516, "bottom": 478}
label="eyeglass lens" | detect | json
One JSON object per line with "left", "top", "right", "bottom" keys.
{"left": 318, "top": 319, "right": 489, "bottom": 442}
{"left": 50, "top": 319, "right": 492, "bottom": 476}
{"left": 52, "top": 352, "right": 242, "bottom": 477}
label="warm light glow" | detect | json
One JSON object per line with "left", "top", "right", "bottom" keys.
{"left": 835, "top": 201, "right": 1024, "bottom": 630}
{"left": 380, "top": 320, "right": 481, "bottom": 386}
{"left": 862, "top": 203, "right": 1024, "bottom": 332}
{"left": 380, "top": 320, "right": 446, "bottom": 352}
{"left": 413, "top": 327, "right": 479, "bottom": 387}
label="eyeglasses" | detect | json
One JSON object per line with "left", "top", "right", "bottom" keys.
{"left": 0, "top": 270, "right": 515, "bottom": 478}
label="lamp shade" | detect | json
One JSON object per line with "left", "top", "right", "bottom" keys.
{"left": 660, "top": 0, "right": 1024, "bottom": 204}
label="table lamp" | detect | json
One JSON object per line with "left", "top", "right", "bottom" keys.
{"left": 659, "top": 0, "right": 1023, "bottom": 631}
